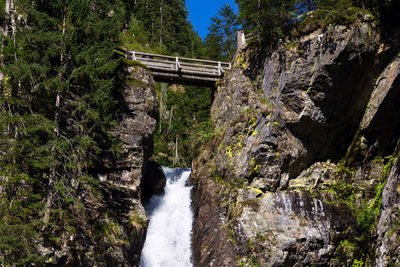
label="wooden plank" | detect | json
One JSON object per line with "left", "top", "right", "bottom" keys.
{"left": 144, "top": 61, "right": 175, "bottom": 68}
{"left": 148, "top": 66, "right": 221, "bottom": 77}
{"left": 135, "top": 56, "right": 176, "bottom": 65}
{"left": 147, "top": 66, "right": 216, "bottom": 76}
{"left": 135, "top": 56, "right": 230, "bottom": 70}
{"left": 179, "top": 65, "right": 220, "bottom": 74}
{"left": 133, "top": 51, "right": 231, "bottom": 66}
{"left": 179, "top": 61, "right": 221, "bottom": 69}
{"left": 151, "top": 71, "right": 219, "bottom": 82}
{"left": 139, "top": 60, "right": 223, "bottom": 75}
{"left": 135, "top": 57, "right": 229, "bottom": 74}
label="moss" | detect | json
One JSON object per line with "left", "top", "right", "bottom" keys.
{"left": 383, "top": 155, "right": 397, "bottom": 178}
{"left": 387, "top": 207, "right": 400, "bottom": 237}
{"left": 355, "top": 181, "right": 385, "bottom": 233}
{"left": 211, "top": 173, "right": 246, "bottom": 189}
{"left": 298, "top": 7, "right": 376, "bottom": 32}
{"left": 320, "top": 162, "right": 388, "bottom": 264}
{"left": 238, "top": 256, "right": 261, "bottom": 267}
{"left": 125, "top": 77, "right": 146, "bottom": 87}
{"left": 352, "top": 259, "right": 366, "bottom": 267}
{"left": 259, "top": 97, "right": 273, "bottom": 110}
{"left": 122, "top": 58, "right": 147, "bottom": 68}
{"left": 238, "top": 234, "right": 265, "bottom": 267}
{"left": 335, "top": 160, "right": 355, "bottom": 177}
{"left": 95, "top": 220, "right": 121, "bottom": 239}
{"left": 130, "top": 209, "right": 147, "bottom": 228}
{"left": 338, "top": 239, "right": 357, "bottom": 257}
{"left": 327, "top": 181, "right": 356, "bottom": 200}
{"left": 284, "top": 41, "right": 301, "bottom": 49}
{"left": 241, "top": 107, "right": 257, "bottom": 115}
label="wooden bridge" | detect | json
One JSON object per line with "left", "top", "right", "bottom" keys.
{"left": 117, "top": 49, "right": 231, "bottom": 87}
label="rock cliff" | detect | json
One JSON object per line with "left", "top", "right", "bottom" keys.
{"left": 38, "top": 66, "right": 162, "bottom": 266}
{"left": 192, "top": 20, "right": 400, "bottom": 266}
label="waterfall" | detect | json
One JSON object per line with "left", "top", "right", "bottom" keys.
{"left": 140, "top": 167, "right": 193, "bottom": 267}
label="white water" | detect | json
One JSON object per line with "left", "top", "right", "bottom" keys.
{"left": 140, "top": 167, "right": 193, "bottom": 267}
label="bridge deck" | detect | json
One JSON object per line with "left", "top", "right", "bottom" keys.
{"left": 117, "top": 49, "right": 231, "bottom": 87}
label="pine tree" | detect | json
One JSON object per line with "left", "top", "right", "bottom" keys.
{"left": 236, "top": 0, "right": 298, "bottom": 42}
{"left": 132, "top": 0, "right": 203, "bottom": 56}
{"left": 205, "top": 4, "right": 239, "bottom": 61}
{"left": 0, "top": 0, "right": 134, "bottom": 263}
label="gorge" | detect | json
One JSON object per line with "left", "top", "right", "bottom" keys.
{"left": 1, "top": 0, "right": 400, "bottom": 266}
{"left": 140, "top": 167, "right": 193, "bottom": 267}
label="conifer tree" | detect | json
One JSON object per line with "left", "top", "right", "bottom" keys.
{"left": 132, "top": 0, "right": 202, "bottom": 56}
{"left": 205, "top": 4, "right": 239, "bottom": 61}
{"left": 0, "top": 0, "right": 134, "bottom": 263}
{"left": 236, "top": 0, "right": 297, "bottom": 42}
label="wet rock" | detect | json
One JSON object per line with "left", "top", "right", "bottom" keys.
{"left": 191, "top": 154, "right": 239, "bottom": 267}
{"left": 142, "top": 160, "right": 167, "bottom": 201}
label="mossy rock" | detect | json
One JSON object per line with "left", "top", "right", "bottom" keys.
{"left": 122, "top": 58, "right": 147, "bottom": 68}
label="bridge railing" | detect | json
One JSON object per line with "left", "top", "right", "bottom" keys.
{"left": 116, "top": 49, "right": 231, "bottom": 78}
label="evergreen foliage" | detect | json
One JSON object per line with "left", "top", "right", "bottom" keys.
{"left": 121, "top": 1, "right": 216, "bottom": 167}
{"left": 235, "top": 0, "right": 297, "bottom": 43}
{"left": 0, "top": 0, "right": 133, "bottom": 263}
{"left": 235, "top": 0, "right": 388, "bottom": 44}
{"left": 153, "top": 85, "right": 213, "bottom": 167}
{"left": 0, "top": 0, "right": 216, "bottom": 259}
{"left": 205, "top": 4, "right": 239, "bottom": 61}
{"left": 131, "top": 0, "right": 205, "bottom": 57}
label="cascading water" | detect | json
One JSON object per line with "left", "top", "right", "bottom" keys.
{"left": 140, "top": 167, "right": 193, "bottom": 267}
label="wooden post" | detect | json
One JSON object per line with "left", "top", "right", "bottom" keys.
{"left": 175, "top": 57, "right": 181, "bottom": 71}
{"left": 237, "top": 30, "right": 246, "bottom": 51}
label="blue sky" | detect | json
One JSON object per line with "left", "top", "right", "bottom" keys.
{"left": 186, "top": 0, "right": 238, "bottom": 39}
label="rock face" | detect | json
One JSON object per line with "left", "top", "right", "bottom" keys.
{"left": 101, "top": 66, "right": 158, "bottom": 192}
{"left": 142, "top": 160, "right": 167, "bottom": 201}
{"left": 92, "top": 65, "right": 159, "bottom": 265}
{"left": 40, "top": 66, "right": 159, "bottom": 266}
{"left": 375, "top": 141, "right": 400, "bottom": 267}
{"left": 192, "top": 21, "right": 400, "bottom": 266}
